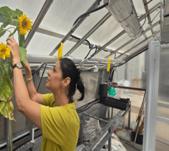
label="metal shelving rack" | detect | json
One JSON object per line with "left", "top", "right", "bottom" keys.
{"left": 77, "top": 101, "right": 130, "bottom": 151}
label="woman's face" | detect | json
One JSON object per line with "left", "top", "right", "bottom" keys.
{"left": 46, "top": 61, "right": 64, "bottom": 91}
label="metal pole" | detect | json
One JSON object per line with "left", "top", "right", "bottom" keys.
{"left": 25, "top": 0, "right": 53, "bottom": 47}
{"left": 143, "top": 0, "right": 155, "bottom": 36}
{"left": 116, "top": 30, "right": 160, "bottom": 59}
{"left": 88, "top": 3, "right": 161, "bottom": 59}
{"left": 128, "top": 104, "right": 131, "bottom": 129}
{"left": 37, "top": 27, "right": 116, "bottom": 53}
{"left": 88, "top": 30, "right": 126, "bottom": 59}
{"left": 106, "top": 20, "right": 160, "bottom": 58}
{"left": 108, "top": 128, "right": 112, "bottom": 151}
{"left": 143, "top": 40, "right": 160, "bottom": 151}
{"left": 65, "top": 13, "right": 111, "bottom": 56}
{"left": 49, "top": 0, "right": 101, "bottom": 56}
{"left": 113, "top": 45, "right": 148, "bottom": 67}
{"left": 7, "top": 120, "right": 12, "bottom": 151}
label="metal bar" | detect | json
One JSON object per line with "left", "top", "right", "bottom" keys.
{"left": 87, "top": 2, "right": 161, "bottom": 59}
{"left": 157, "top": 116, "right": 169, "bottom": 124}
{"left": 124, "top": 45, "right": 148, "bottom": 62}
{"left": 106, "top": 3, "right": 161, "bottom": 58}
{"left": 65, "top": 13, "right": 111, "bottom": 56}
{"left": 128, "top": 106, "right": 131, "bottom": 129}
{"left": 112, "top": 85, "right": 146, "bottom": 91}
{"left": 113, "top": 44, "right": 148, "bottom": 67}
{"left": 90, "top": 111, "right": 125, "bottom": 150}
{"left": 49, "top": 0, "right": 101, "bottom": 56}
{"left": 158, "top": 101, "right": 169, "bottom": 109}
{"left": 37, "top": 27, "right": 68, "bottom": 39}
{"left": 82, "top": 112, "right": 108, "bottom": 123}
{"left": 116, "top": 38, "right": 150, "bottom": 59}
{"left": 88, "top": 30, "right": 126, "bottom": 59}
{"left": 36, "top": 27, "right": 117, "bottom": 54}
{"left": 108, "top": 128, "right": 112, "bottom": 151}
{"left": 92, "top": 132, "right": 110, "bottom": 151}
{"left": 143, "top": 40, "right": 160, "bottom": 151}
{"left": 25, "top": 0, "right": 53, "bottom": 47}
{"left": 139, "top": 2, "right": 161, "bottom": 21}
{"left": 116, "top": 30, "right": 160, "bottom": 59}
{"left": 146, "top": 0, "right": 153, "bottom": 5}
{"left": 37, "top": 27, "right": 89, "bottom": 45}
{"left": 7, "top": 120, "right": 12, "bottom": 151}
{"left": 134, "top": 92, "right": 146, "bottom": 143}
{"left": 106, "top": 20, "right": 160, "bottom": 58}
{"left": 0, "top": 128, "right": 40, "bottom": 149}
{"left": 143, "top": 0, "right": 155, "bottom": 36}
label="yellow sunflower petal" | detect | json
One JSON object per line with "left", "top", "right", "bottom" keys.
{"left": 0, "top": 43, "right": 11, "bottom": 60}
{"left": 18, "top": 15, "right": 32, "bottom": 35}
{"left": 2, "top": 55, "right": 5, "bottom": 60}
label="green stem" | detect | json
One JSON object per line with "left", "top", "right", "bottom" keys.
{"left": 8, "top": 28, "right": 17, "bottom": 37}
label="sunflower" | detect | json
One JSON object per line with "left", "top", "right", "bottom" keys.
{"left": 18, "top": 15, "right": 32, "bottom": 35}
{"left": 0, "top": 43, "right": 11, "bottom": 60}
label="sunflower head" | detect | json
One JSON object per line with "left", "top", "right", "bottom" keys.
{"left": 18, "top": 15, "right": 32, "bottom": 35}
{"left": 0, "top": 43, "right": 11, "bottom": 60}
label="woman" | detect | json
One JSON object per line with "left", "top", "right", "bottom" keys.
{"left": 7, "top": 37, "right": 85, "bottom": 151}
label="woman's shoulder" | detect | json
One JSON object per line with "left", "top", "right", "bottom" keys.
{"left": 42, "top": 93, "right": 55, "bottom": 106}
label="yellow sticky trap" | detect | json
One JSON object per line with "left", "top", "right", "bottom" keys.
{"left": 57, "top": 43, "right": 63, "bottom": 60}
{"left": 107, "top": 56, "right": 112, "bottom": 73}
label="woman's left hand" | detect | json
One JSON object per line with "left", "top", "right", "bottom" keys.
{"left": 7, "top": 37, "right": 20, "bottom": 63}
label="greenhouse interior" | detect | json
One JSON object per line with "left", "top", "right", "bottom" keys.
{"left": 0, "top": 0, "right": 169, "bottom": 151}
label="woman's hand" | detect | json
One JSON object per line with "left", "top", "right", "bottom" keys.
{"left": 7, "top": 37, "right": 20, "bottom": 64}
{"left": 23, "top": 61, "right": 32, "bottom": 78}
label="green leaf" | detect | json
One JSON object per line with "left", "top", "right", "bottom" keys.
{"left": 19, "top": 47, "right": 27, "bottom": 64}
{"left": 0, "top": 6, "right": 23, "bottom": 26}
{"left": 19, "top": 34, "right": 25, "bottom": 47}
{"left": 0, "top": 101, "right": 14, "bottom": 120}
{"left": 0, "top": 61, "right": 14, "bottom": 120}
{"left": 0, "top": 61, "right": 12, "bottom": 102}
{"left": 0, "top": 27, "right": 6, "bottom": 37}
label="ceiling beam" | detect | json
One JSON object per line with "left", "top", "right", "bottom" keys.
{"left": 25, "top": 0, "right": 53, "bottom": 47}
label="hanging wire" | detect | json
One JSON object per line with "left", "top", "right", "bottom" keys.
{"left": 84, "top": 46, "right": 97, "bottom": 59}
{"left": 87, "top": 47, "right": 99, "bottom": 59}
{"left": 71, "top": 34, "right": 92, "bottom": 49}
{"left": 73, "top": 3, "right": 108, "bottom": 26}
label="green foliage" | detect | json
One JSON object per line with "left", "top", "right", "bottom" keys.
{"left": 0, "top": 60, "right": 14, "bottom": 120}
{"left": 0, "top": 6, "right": 30, "bottom": 120}
{"left": 0, "top": 6, "right": 23, "bottom": 27}
{"left": 0, "top": 28, "right": 6, "bottom": 37}
{"left": 0, "top": 6, "right": 23, "bottom": 38}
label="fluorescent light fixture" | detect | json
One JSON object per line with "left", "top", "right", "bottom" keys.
{"left": 105, "top": 0, "right": 142, "bottom": 38}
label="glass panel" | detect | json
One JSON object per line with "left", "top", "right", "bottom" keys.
{"left": 89, "top": 16, "right": 123, "bottom": 46}
{"left": 120, "top": 35, "right": 145, "bottom": 53}
{"left": 40, "top": 0, "right": 95, "bottom": 34}
{"left": 71, "top": 44, "right": 93, "bottom": 59}
{"left": 0, "top": 0, "right": 46, "bottom": 22}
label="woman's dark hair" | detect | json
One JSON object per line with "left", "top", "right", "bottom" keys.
{"left": 60, "top": 58, "right": 85, "bottom": 102}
